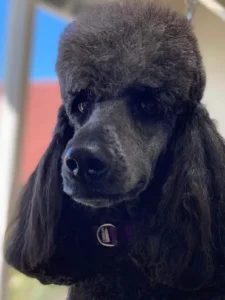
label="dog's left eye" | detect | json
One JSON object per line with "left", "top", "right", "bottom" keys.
{"left": 140, "top": 101, "right": 156, "bottom": 115}
{"left": 78, "top": 101, "right": 89, "bottom": 114}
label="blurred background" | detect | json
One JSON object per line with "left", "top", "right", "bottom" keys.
{"left": 0, "top": 0, "right": 225, "bottom": 299}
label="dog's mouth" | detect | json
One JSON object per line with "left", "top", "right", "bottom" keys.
{"left": 64, "top": 181, "right": 146, "bottom": 208}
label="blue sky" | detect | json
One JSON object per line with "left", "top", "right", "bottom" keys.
{"left": 0, "top": 0, "right": 69, "bottom": 81}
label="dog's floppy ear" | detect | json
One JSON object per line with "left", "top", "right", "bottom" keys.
{"left": 4, "top": 105, "right": 76, "bottom": 283}
{"left": 158, "top": 105, "right": 225, "bottom": 289}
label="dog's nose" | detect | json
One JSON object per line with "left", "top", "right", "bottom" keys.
{"left": 64, "top": 147, "right": 109, "bottom": 180}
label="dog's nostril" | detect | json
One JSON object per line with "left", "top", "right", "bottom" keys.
{"left": 66, "top": 157, "right": 79, "bottom": 173}
{"left": 87, "top": 158, "right": 107, "bottom": 175}
{"left": 137, "top": 180, "right": 146, "bottom": 190}
{"left": 64, "top": 147, "right": 109, "bottom": 180}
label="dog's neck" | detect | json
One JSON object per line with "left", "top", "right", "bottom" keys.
{"left": 89, "top": 198, "right": 141, "bottom": 247}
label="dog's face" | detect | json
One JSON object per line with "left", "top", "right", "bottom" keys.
{"left": 57, "top": 2, "right": 206, "bottom": 209}
{"left": 61, "top": 86, "right": 175, "bottom": 208}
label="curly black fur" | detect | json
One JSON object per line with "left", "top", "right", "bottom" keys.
{"left": 4, "top": 1, "right": 225, "bottom": 299}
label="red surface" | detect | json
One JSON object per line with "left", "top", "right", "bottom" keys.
{"left": 20, "top": 83, "right": 61, "bottom": 184}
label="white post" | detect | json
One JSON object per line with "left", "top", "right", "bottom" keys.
{"left": 0, "top": 0, "right": 36, "bottom": 299}
{"left": 198, "top": 0, "right": 225, "bottom": 21}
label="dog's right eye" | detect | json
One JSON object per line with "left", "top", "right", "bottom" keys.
{"left": 71, "top": 101, "right": 91, "bottom": 117}
{"left": 69, "top": 90, "right": 93, "bottom": 117}
{"left": 78, "top": 101, "right": 89, "bottom": 114}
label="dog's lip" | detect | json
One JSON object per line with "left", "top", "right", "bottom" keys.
{"left": 73, "top": 195, "right": 121, "bottom": 208}
{"left": 68, "top": 180, "right": 146, "bottom": 208}
{"left": 72, "top": 192, "right": 132, "bottom": 208}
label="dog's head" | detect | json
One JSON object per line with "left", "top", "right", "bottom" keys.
{"left": 56, "top": 1, "right": 205, "bottom": 208}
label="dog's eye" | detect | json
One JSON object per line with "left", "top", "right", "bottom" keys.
{"left": 126, "top": 84, "right": 160, "bottom": 119}
{"left": 69, "top": 89, "right": 93, "bottom": 117}
{"left": 78, "top": 101, "right": 89, "bottom": 114}
{"left": 140, "top": 101, "right": 156, "bottom": 115}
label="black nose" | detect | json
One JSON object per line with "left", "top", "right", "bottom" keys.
{"left": 64, "top": 147, "right": 109, "bottom": 180}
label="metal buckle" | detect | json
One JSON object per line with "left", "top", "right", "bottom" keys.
{"left": 186, "top": 0, "right": 198, "bottom": 21}
{"left": 96, "top": 224, "right": 117, "bottom": 247}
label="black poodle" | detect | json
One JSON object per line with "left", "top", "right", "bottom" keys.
{"left": 5, "top": 1, "right": 225, "bottom": 299}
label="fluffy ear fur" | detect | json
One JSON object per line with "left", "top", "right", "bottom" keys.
{"left": 136, "top": 105, "right": 225, "bottom": 291}
{"left": 4, "top": 106, "right": 93, "bottom": 285}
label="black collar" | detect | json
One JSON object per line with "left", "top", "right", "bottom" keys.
{"left": 93, "top": 223, "right": 132, "bottom": 247}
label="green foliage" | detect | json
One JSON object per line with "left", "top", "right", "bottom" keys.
{"left": 8, "top": 269, "right": 67, "bottom": 300}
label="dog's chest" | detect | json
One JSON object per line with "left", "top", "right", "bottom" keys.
{"left": 67, "top": 280, "right": 225, "bottom": 300}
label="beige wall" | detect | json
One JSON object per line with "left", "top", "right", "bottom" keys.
{"left": 193, "top": 4, "right": 225, "bottom": 137}
{"left": 161, "top": 0, "right": 225, "bottom": 137}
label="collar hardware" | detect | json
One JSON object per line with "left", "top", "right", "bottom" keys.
{"left": 96, "top": 223, "right": 118, "bottom": 247}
